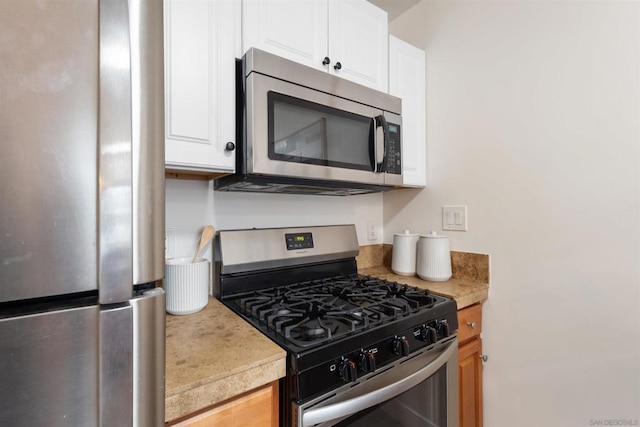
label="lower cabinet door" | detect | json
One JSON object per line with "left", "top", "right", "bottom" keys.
{"left": 458, "top": 337, "right": 483, "bottom": 427}
{"left": 170, "top": 381, "right": 279, "bottom": 427}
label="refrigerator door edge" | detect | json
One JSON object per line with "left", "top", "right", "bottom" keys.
{"left": 130, "top": 0, "right": 165, "bottom": 286}
{"left": 99, "top": 0, "right": 133, "bottom": 303}
{"left": 100, "top": 304, "right": 134, "bottom": 427}
{"left": 132, "top": 287, "right": 166, "bottom": 427}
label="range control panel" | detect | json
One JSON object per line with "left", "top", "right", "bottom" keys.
{"left": 293, "top": 317, "right": 456, "bottom": 402}
{"left": 285, "top": 232, "right": 314, "bottom": 250}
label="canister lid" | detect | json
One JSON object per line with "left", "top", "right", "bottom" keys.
{"left": 394, "top": 229, "right": 419, "bottom": 237}
{"left": 420, "top": 231, "right": 448, "bottom": 239}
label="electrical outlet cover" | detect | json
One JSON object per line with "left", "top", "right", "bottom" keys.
{"left": 165, "top": 228, "right": 175, "bottom": 259}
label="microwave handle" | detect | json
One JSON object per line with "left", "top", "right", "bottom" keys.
{"left": 374, "top": 115, "right": 388, "bottom": 173}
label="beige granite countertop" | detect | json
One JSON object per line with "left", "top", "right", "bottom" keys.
{"left": 165, "top": 298, "right": 286, "bottom": 423}
{"left": 355, "top": 245, "right": 490, "bottom": 309}
{"left": 358, "top": 266, "right": 489, "bottom": 309}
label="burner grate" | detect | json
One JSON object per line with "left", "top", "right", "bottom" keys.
{"left": 230, "top": 275, "right": 439, "bottom": 347}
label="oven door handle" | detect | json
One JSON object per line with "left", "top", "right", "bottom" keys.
{"left": 302, "top": 339, "right": 457, "bottom": 427}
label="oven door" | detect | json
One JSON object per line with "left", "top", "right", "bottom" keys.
{"left": 247, "top": 72, "right": 401, "bottom": 186}
{"left": 295, "top": 338, "right": 458, "bottom": 427}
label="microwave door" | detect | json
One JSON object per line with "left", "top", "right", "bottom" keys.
{"left": 247, "top": 72, "right": 386, "bottom": 186}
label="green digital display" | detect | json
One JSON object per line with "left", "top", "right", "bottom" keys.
{"left": 285, "top": 232, "right": 314, "bottom": 250}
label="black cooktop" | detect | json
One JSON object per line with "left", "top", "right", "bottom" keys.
{"left": 224, "top": 274, "right": 451, "bottom": 352}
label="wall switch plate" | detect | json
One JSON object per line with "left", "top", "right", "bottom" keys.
{"left": 165, "top": 228, "right": 175, "bottom": 259}
{"left": 367, "top": 220, "right": 381, "bottom": 242}
{"left": 443, "top": 206, "right": 468, "bottom": 231}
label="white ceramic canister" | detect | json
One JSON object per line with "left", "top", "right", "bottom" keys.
{"left": 391, "top": 230, "right": 419, "bottom": 276}
{"left": 417, "top": 231, "right": 452, "bottom": 282}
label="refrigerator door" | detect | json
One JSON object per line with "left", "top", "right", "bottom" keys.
{"left": 0, "top": 289, "right": 166, "bottom": 426}
{"left": 0, "top": 305, "right": 101, "bottom": 425}
{"left": 98, "top": 0, "right": 165, "bottom": 302}
{"left": 0, "top": 0, "right": 165, "bottom": 304}
{"left": 0, "top": 0, "right": 99, "bottom": 302}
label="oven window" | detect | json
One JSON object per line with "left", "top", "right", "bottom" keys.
{"left": 335, "top": 365, "right": 448, "bottom": 427}
{"left": 268, "top": 92, "right": 374, "bottom": 171}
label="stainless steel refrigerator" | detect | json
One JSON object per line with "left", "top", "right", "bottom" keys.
{"left": 0, "top": 0, "right": 165, "bottom": 425}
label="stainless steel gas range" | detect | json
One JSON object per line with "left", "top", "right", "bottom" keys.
{"left": 214, "top": 224, "right": 459, "bottom": 427}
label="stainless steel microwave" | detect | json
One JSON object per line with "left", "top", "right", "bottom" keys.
{"left": 214, "top": 48, "right": 403, "bottom": 196}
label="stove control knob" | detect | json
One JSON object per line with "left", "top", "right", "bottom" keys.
{"left": 359, "top": 351, "right": 376, "bottom": 373}
{"left": 437, "top": 320, "right": 450, "bottom": 338}
{"left": 393, "top": 336, "right": 410, "bottom": 356}
{"left": 339, "top": 359, "right": 357, "bottom": 383}
{"left": 419, "top": 325, "right": 438, "bottom": 344}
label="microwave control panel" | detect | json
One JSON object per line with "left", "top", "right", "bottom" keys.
{"left": 385, "top": 123, "right": 402, "bottom": 175}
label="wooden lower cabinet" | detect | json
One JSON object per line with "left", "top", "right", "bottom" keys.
{"left": 457, "top": 304, "right": 484, "bottom": 427}
{"left": 169, "top": 381, "right": 279, "bottom": 427}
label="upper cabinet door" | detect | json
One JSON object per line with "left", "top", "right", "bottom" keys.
{"left": 242, "top": 0, "right": 387, "bottom": 92}
{"left": 164, "top": 0, "right": 238, "bottom": 173}
{"left": 389, "top": 36, "right": 426, "bottom": 187}
{"left": 242, "top": 0, "right": 329, "bottom": 72}
{"left": 328, "top": 0, "right": 388, "bottom": 92}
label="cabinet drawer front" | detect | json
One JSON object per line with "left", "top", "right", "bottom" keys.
{"left": 457, "top": 303, "right": 482, "bottom": 343}
{"left": 170, "top": 382, "right": 278, "bottom": 427}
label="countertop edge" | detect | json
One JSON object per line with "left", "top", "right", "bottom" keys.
{"left": 165, "top": 355, "right": 286, "bottom": 423}
{"left": 165, "top": 349, "right": 286, "bottom": 399}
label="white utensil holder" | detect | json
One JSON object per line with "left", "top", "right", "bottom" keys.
{"left": 164, "top": 258, "right": 210, "bottom": 315}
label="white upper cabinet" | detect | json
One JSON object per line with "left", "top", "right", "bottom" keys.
{"left": 389, "top": 35, "right": 426, "bottom": 187}
{"left": 164, "top": 0, "right": 240, "bottom": 175}
{"left": 242, "top": 0, "right": 388, "bottom": 92}
{"left": 327, "top": 0, "right": 388, "bottom": 92}
{"left": 242, "top": 0, "right": 328, "bottom": 71}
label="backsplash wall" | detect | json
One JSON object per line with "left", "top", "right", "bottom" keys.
{"left": 165, "top": 178, "right": 384, "bottom": 261}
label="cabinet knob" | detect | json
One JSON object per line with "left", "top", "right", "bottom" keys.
{"left": 479, "top": 354, "right": 489, "bottom": 363}
{"left": 467, "top": 322, "right": 476, "bottom": 329}
{"left": 334, "top": 61, "right": 342, "bottom": 70}
{"left": 322, "top": 56, "right": 331, "bottom": 66}
{"left": 225, "top": 141, "right": 236, "bottom": 152}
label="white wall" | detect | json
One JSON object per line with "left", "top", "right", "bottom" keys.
{"left": 385, "top": 1, "right": 640, "bottom": 425}
{"left": 165, "top": 179, "right": 383, "bottom": 261}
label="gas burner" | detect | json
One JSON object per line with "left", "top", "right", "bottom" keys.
{"left": 285, "top": 318, "right": 332, "bottom": 346}
{"left": 281, "top": 311, "right": 370, "bottom": 347}
{"left": 304, "top": 325, "right": 326, "bottom": 337}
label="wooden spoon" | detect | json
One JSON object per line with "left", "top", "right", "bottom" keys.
{"left": 193, "top": 225, "right": 215, "bottom": 263}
